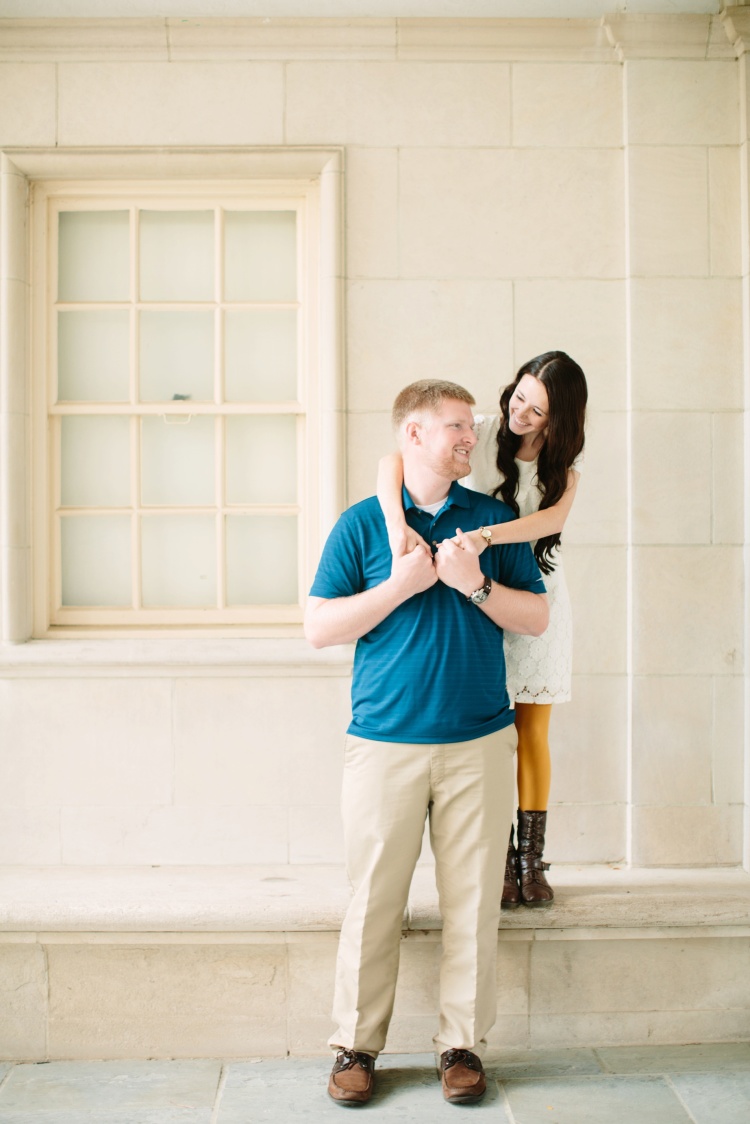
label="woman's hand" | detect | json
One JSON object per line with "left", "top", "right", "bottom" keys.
{"left": 434, "top": 529, "right": 484, "bottom": 596}
{"left": 388, "top": 522, "right": 429, "bottom": 559}
{"left": 452, "top": 527, "right": 488, "bottom": 554}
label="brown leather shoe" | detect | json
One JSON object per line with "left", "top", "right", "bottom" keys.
{"left": 440, "top": 1048, "right": 486, "bottom": 1104}
{"left": 327, "top": 1048, "right": 375, "bottom": 1105}
{"left": 501, "top": 823, "right": 521, "bottom": 909}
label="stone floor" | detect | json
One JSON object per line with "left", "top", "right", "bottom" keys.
{"left": 0, "top": 1043, "right": 748, "bottom": 1122}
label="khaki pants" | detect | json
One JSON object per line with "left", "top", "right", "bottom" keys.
{"left": 329, "top": 726, "right": 517, "bottom": 1058}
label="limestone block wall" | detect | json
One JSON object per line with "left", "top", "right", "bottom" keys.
{"left": 0, "top": 12, "right": 746, "bottom": 869}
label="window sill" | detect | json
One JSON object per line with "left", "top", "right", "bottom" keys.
{"left": 0, "top": 636, "right": 354, "bottom": 678}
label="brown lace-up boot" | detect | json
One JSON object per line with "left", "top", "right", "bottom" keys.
{"left": 501, "top": 824, "right": 521, "bottom": 909}
{"left": 517, "top": 809, "right": 554, "bottom": 907}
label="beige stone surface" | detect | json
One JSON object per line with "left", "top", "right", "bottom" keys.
{"left": 57, "top": 62, "right": 284, "bottom": 145}
{"left": 630, "top": 279, "right": 743, "bottom": 411}
{"left": 4, "top": 865, "right": 749, "bottom": 936}
{"left": 0, "top": 807, "right": 61, "bottom": 864}
{"left": 345, "top": 148, "right": 399, "bottom": 279}
{"left": 530, "top": 935, "right": 750, "bottom": 1014}
{"left": 628, "top": 147, "right": 708, "bottom": 277}
{"left": 0, "top": 63, "right": 56, "bottom": 145}
{"left": 399, "top": 148, "right": 624, "bottom": 280}
{"left": 543, "top": 802, "right": 626, "bottom": 865}
{"left": 286, "top": 61, "right": 511, "bottom": 147}
{"left": 47, "top": 942, "right": 288, "bottom": 1058}
{"left": 712, "top": 411, "right": 744, "bottom": 544}
{"left": 626, "top": 60, "right": 739, "bottom": 146}
{"left": 1, "top": 411, "right": 29, "bottom": 546}
{"left": 550, "top": 675, "right": 628, "bottom": 806}
{"left": 632, "top": 546, "right": 743, "bottom": 676}
{"left": 512, "top": 63, "right": 622, "bottom": 148}
{"left": 709, "top": 146, "right": 742, "bottom": 277}
{"left": 512, "top": 280, "right": 627, "bottom": 412}
{"left": 166, "top": 17, "right": 397, "bottom": 61}
{"left": 288, "top": 805, "right": 345, "bottom": 864}
{"left": 0, "top": 165, "right": 29, "bottom": 286}
{"left": 173, "top": 677, "right": 349, "bottom": 808}
{"left": 632, "top": 677, "right": 712, "bottom": 806}
{"left": 632, "top": 804, "right": 744, "bottom": 866}
{"left": 0, "top": 944, "right": 47, "bottom": 1060}
{"left": 0, "top": 678, "right": 173, "bottom": 806}
{"left": 347, "top": 279, "right": 514, "bottom": 413}
{"left": 564, "top": 545, "right": 627, "bottom": 675}
{"left": 632, "top": 411, "right": 712, "bottom": 544}
{"left": 564, "top": 411, "right": 627, "bottom": 546}
{"left": 345, "top": 410, "right": 393, "bottom": 507}
{"left": 287, "top": 932, "right": 337, "bottom": 1022}
{"left": 712, "top": 675, "right": 745, "bottom": 806}
{"left": 61, "top": 804, "right": 290, "bottom": 865}
{"left": 528, "top": 1008, "right": 750, "bottom": 1050}
{"left": 0, "top": 280, "right": 29, "bottom": 418}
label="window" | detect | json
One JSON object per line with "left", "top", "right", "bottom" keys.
{"left": 0, "top": 151, "right": 344, "bottom": 638}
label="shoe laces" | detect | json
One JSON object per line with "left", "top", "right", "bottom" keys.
{"left": 442, "top": 1048, "right": 482, "bottom": 1072}
{"left": 335, "top": 1048, "right": 372, "bottom": 1071}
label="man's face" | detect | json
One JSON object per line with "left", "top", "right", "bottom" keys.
{"left": 413, "top": 399, "right": 477, "bottom": 480}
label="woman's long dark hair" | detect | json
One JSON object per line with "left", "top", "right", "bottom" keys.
{"left": 493, "top": 351, "right": 587, "bottom": 575}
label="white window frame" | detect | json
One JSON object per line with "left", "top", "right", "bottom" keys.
{"left": 0, "top": 148, "right": 345, "bottom": 641}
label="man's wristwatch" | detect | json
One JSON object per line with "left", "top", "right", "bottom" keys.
{"left": 466, "top": 576, "right": 492, "bottom": 605}
{"left": 478, "top": 526, "right": 492, "bottom": 548}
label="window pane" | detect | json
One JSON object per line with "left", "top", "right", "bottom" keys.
{"left": 141, "top": 415, "right": 215, "bottom": 506}
{"left": 224, "top": 211, "right": 297, "bottom": 302}
{"left": 58, "top": 310, "right": 130, "bottom": 402}
{"left": 224, "top": 310, "right": 297, "bottom": 402}
{"left": 226, "top": 415, "right": 297, "bottom": 505}
{"left": 58, "top": 211, "right": 130, "bottom": 302}
{"left": 141, "top": 515, "right": 216, "bottom": 607}
{"left": 140, "top": 311, "right": 214, "bottom": 402}
{"left": 139, "top": 211, "right": 214, "bottom": 302}
{"left": 226, "top": 515, "right": 298, "bottom": 605}
{"left": 61, "top": 515, "right": 132, "bottom": 606}
{"left": 61, "top": 416, "right": 131, "bottom": 508}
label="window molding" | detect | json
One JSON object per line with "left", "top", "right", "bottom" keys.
{"left": 0, "top": 146, "right": 345, "bottom": 643}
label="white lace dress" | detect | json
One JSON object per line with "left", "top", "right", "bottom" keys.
{"left": 463, "top": 414, "right": 581, "bottom": 705}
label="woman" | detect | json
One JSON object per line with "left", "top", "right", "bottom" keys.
{"left": 377, "top": 351, "right": 588, "bottom": 908}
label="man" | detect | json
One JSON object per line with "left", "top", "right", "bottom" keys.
{"left": 305, "top": 380, "right": 548, "bottom": 1106}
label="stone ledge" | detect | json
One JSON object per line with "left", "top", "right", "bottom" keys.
{"left": 0, "top": 638, "right": 353, "bottom": 678}
{"left": 0, "top": 863, "right": 748, "bottom": 935}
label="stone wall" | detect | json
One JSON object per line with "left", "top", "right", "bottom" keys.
{"left": 0, "top": 12, "right": 746, "bottom": 868}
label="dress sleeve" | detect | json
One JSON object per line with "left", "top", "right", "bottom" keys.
{"left": 571, "top": 451, "right": 584, "bottom": 474}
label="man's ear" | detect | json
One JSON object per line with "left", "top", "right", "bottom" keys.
{"left": 404, "top": 419, "right": 422, "bottom": 445}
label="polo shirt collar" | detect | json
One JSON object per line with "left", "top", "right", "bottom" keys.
{"left": 402, "top": 480, "right": 471, "bottom": 514}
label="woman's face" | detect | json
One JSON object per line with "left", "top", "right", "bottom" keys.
{"left": 508, "top": 374, "right": 549, "bottom": 439}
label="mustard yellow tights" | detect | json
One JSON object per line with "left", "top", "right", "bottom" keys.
{"left": 514, "top": 702, "right": 553, "bottom": 812}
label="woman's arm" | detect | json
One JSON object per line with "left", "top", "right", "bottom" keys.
{"left": 304, "top": 544, "right": 437, "bottom": 648}
{"left": 461, "top": 468, "right": 581, "bottom": 553}
{"left": 376, "top": 451, "right": 428, "bottom": 557}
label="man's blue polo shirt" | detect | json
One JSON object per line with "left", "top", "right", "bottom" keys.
{"left": 309, "top": 481, "right": 546, "bottom": 745}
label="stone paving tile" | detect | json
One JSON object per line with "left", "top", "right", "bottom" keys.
{"left": 0, "top": 1060, "right": 221, "bottom": 1124}
{"left": 502, "top": 1074, "right": 692, "bottom": 1124}
{"left": 486, "top": 1047, "right": 604, "bottom": 1080}
{"left": 217, "top": 1054, "right": 511, "bottom": 1121}
{"left": 595, "top": 1041, "right": 750, "bottom": 1074}
{"left": 670, "top": 1072, "right": 750, "bottom": 1124}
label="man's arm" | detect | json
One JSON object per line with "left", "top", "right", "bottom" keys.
{"left": 304, "top": 544, "right": 438, "bottom": 648}
{"left": 433, "top": 531, "right": 549, "bottom": 637}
